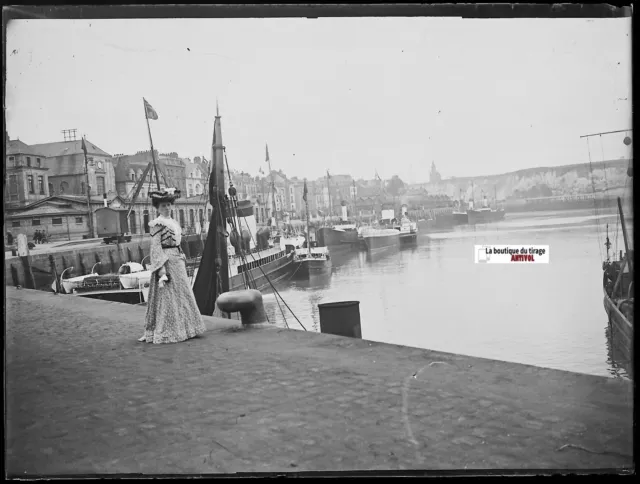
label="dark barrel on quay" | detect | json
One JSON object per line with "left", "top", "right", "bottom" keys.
{"left": 318, "top": 301, "right": 362, "bottom": 339}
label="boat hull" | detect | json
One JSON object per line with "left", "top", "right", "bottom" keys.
{"left": 317, "top": 227, "right": 358, "bottom": 250}
{"left": 468, "top": 209, "right": 506, "bottom": 224}
{"left": 293, "top": 258, "right": 332, "bottom": 278}
{"left": 399, "top": 232, "right": 418, "bottom": 244}
{"left": 603, "top": 288, "right": 634, "bottom": 378}
{"left": 229, "top": 252, "right": 295, "bottom": 291}
{"left": 363, "top": 232, "right": 400, "bottom": 252}
{"left": 119, "top": 271, "right": 151, "bottom": 289}
{"left": 452, "top": 212, "right": 469, "bottom": 224}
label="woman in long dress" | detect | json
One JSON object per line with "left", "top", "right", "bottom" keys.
{"left": 139, "top": 188, "right": 206, "bottom": 344}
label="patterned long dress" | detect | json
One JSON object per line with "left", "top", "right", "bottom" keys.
{"left": 142, "top": 215, "right": 206, "bottom": 344}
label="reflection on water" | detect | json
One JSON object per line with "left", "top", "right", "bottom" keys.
{"left": 605, "top": 324, "right": 633, "bottom": 380}
{"left": 264, "top": 209, "right": 630, "bottom": 379}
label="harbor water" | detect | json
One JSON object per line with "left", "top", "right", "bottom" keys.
{"left": 265, "top": 208, "right": 631, "bottom": 379}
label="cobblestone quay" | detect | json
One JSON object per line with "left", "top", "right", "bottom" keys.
{"left": 6, "top": 287, "right": 633, "bottom": 475}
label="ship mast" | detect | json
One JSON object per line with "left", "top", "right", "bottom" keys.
{"left": 351, "top": 179, "right": 358, "bottom": 224}
{"left": 304, "top": 179, "right": 311, "bottom": 256}
{"left": 193, "top": 102, "right": 229, "bottom": 316}
{"left": 326, "top": 170, "right": 334, "bottom": 223}
{"left": 266, "top": 144, "right": 277, "bottom": 228}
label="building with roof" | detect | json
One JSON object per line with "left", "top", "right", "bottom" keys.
{"left": 112, "top": 150, "right": 168, "bottom": 200}
{"left": 6, "top": 138, "right": 51, "bottom": 208}
{"left": 184, "top": 157, "right": 207, "bottom": 198}
{"left": 28, "top": 138, "right": 116, "bottom": 198}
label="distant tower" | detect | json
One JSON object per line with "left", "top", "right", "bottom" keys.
{"left": 429, "top": 161, "right": 442, "bottom": 184}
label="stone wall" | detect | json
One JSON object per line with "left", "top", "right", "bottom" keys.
{"left": 5, "top": 234, "right": 208, "bottom": 291}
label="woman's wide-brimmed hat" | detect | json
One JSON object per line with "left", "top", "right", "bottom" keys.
{"left": 149, "top": 187, "right": 181, "bottom": 207}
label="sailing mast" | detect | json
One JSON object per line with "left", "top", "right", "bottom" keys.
{"left": 81, "top": 137, "right": 95, "bottom": 237}
{"left": 617, "top": 197, "right": 633, "bottom": 274}
{"left": 304, "top": 179, "right": 311, "bottom": 256}
{"left": 193, "top": 102, "right": 229, "bottom": 316}
{"left": 326, "top": 170, "right": 333, "bottom": 222}
{"left": 266, "top": 144, "right": 277, "bottom": 229}
{"left": 142, "top": 98, "right": 162, "bottom": 191}
{"left": 351, "top": 179, "right": 358, "bottom": 224}
{"left": 470, "top": 180, "right": 475, "bottom": 209}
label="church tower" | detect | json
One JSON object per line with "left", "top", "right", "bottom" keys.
{"left": 429, "top": 161, "right": 442, "bottom": 184}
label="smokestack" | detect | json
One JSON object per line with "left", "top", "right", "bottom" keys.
{"left": 103, "top": 193, "right": 107, "bottom": 207}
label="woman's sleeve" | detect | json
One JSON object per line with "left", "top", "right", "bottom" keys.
{"left": 148, "top": 222, "right": 169, "bottom": 274}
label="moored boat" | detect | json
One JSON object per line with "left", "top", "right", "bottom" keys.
{"left": 452, "top": 210, "right": 469, "bottom": 224}
{"left": 292, "top": 246, "right": 332, "bottom": 278}
{"left": 584, "top": 129, "right": 633, "bottom": 377}
{"left": 118, "top": 261, "right": 151, "bottom": 289}
{"left": 467, "top": 207, "right": 506, "bottom": 224}
{"left": 51, "top": 262, "right": 101, "bottom": 294}
{"left": 361, "top": 226, "right": 400, "bottom": 252}
{"left": 394, "top": 215, "right": 418, "bottom": 243}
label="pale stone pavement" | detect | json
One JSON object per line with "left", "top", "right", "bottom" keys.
{"left": 5, "top": 287, "right": 633, "bottom": 475}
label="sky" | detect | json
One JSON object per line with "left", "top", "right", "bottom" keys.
{"left": 5, "top": 17, "right": 632, "bottom": 183}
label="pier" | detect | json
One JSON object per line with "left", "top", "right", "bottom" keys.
{"left": 6, "top": 287, "right": 633, "bottom": 475}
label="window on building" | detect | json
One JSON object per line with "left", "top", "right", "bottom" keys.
{"left": 60, "top": 181, "right": 69, "bottom": 194}
{"left": 27, "top": 175, "right": 34, "bottom": 194}
{"left": 48, "top": 183, "right": 54, "bottom": 195}
{"left": 37, "top": 158, "right": 41, "bottom": 167}
{"left": 12, "top": 221, "right": 20, "bottom": 227}
{"left": 96, "top": 176, "right": 105, "bottom": 195}
{"left": 9, "top": 175, "right": 18, "bottom": 195}
{"left": 32, "top": 219, "right": 41, "bottom": 226}
{"left": 52, "top": 218, "right": 63, "bottom": 226}
{"left": 81, "top": 182, "right": 85, "bottom": 195}
{"left": 179, "top": 209, "right": 185, "bottom": 227}
{"left": 199, "top": 209, "right": 204, "bottom": 225}
{"left": 9, "top": 156, "right": 15, "bottom": 166}
{"left": 131, "top": 173, "right": 135, "bottom": 181}
{"left": 75, "top": 217, "right": 83, "bottom": 224}
{"left": 189, "top": 209, "right": 195, "bottom": 228}
{"left": 38, "top": 176, "right": 44, "bottom": 194}
{"left": 27, "top": 157, "right": 31, "bottom": 167}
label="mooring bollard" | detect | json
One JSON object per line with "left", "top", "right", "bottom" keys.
{"left": 216, "top": 290, "right": 267, "bottom": 326}
{"left": 318, "top": 301, "right": 362, "bottom": 339}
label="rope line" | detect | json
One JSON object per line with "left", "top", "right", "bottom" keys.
{"left": 238, "top": 214, "right": 306, "bottom": 331}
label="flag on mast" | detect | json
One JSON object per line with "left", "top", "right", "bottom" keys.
{"left": 303, "top": 179, "right": 308, "bottom": 203}
{"left": 265, "top": 143, "right": 270, "bottom": 162}
{"left": 327, "top": 169, "right": 331, "bottom": 179}
{"left": 81, "top": 137, "right": 88, "bottom": 157}
{"left": 143, "top": 98, "right": 159, "bottom": 120}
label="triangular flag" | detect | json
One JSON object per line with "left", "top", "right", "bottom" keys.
{"left": 143, "top": 98, "right": 159, "bottom": 120}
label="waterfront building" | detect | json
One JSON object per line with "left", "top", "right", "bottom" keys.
{"left": 29, "top": 138, "right": 116, "bottom": 198}
{"left": 5, "top": 138, "right": 50, "bottom": 208}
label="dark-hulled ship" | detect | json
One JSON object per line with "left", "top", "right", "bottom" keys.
{"left": 467, "top": 195, "right": 506, "bottom": 224}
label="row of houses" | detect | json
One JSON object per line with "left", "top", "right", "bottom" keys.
{"left": 4, "top": 126, "right": 453, "bottom": 243}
